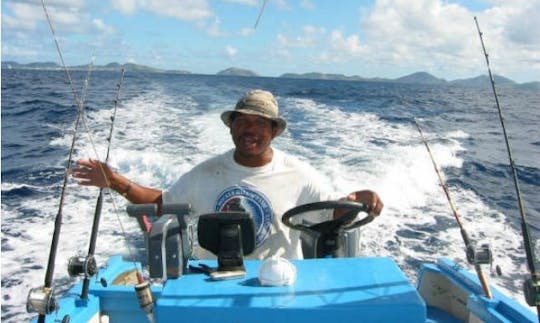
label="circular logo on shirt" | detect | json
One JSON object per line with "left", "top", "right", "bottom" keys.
{"left": 215, "top": 185, "right": 273, "bottom": 247}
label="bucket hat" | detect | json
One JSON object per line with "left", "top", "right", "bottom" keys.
{"left": 221, "top": 89, "right": 287, "bottom": 136}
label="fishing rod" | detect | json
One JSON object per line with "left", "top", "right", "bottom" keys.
{"left": 69, "top": 67, "right": 155, "bottom": 317}
{"left": 29, "top": 3, "right": 154, "bottom": 322}
{"left": 253, "top": 0, "right": 269, "bottom": 29}
{"left": 474, "top": 16, "right": 540, "bottom": 314}
{"left": 67, "top": 68, "right": 126, "bottom": 299}
{"left": 26, "top": 2, "right": 94, "bottom": 322}
{"left": 415, "top": 119, "right": 493, "bottom": 298}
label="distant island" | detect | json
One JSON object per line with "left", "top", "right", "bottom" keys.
{"left": 280, "top": 71, "right": 538, "bottom": 88}
{"left": 0, "top": 61, "right": 191, "bottom": 75}
{"left": 217, "top": 67, "right": 258, "bottom": 77}
{"left": 2, "top": 61, "right": 538, "bottom": 89}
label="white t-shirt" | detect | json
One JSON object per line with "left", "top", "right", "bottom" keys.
{"left": 163, "top": 148, "right": 335, "bottom": 259}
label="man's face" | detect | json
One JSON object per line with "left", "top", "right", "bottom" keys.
{"left": 230, "top": 113, "right": 277, "bottom": 160}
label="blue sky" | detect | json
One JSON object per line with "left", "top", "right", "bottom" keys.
{"left": 2, "top": 0, "right": 539, "bottom": 82}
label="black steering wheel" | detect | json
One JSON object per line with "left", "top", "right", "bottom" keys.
{"left": 281, "top": 200, "right": 374, "bottom": 258}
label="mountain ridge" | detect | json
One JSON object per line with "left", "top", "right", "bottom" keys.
{"left": 1, "top": 61, "right": 191, "bottom": 75}
{"left": 2, "top": 61, "right": 538, "bottom": 88}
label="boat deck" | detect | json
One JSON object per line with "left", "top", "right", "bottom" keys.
{"left": 36, "top": 255, "right": 536, "bottom": 322}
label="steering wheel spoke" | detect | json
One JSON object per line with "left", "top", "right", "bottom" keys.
{"left": 281, "top": 200, "right": 374, "bottom": 258}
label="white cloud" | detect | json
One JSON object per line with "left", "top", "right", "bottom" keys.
{"left": 268, "top": 0, "right": 539, "bottom": 80}
{"left": 350, "top": 0, "right": 487, "bottom": 77}
{"left": 110, "top": 0, "right": 220, "bottom": 36}
{"left": 49, "top": 7, "right": 83, "bottom": 26}
{"left": 277, "top": 25, "right": 325, "bottom": 48}
{"left": 149, "top": 0, "right": 213, "bottom": 21}
{"left": 3, "top": 0, "right": 90, "bottom": 32}
{"left": 226, "top": 45, "right": 238, "bottom": 58}
{"left": 204, "top": 17, "right": 225, "bottom": 37}
{"left": 45, "top": 0, "right": 85, "bottom": 7}
{"left": 329, "top": 30, "right": 367, "bottom": 56}
{"left": 222, "top": 0, "right": 258, "bottom": 6}
{"left": 3, "top": 2, "right": 45, "bottom": 30}
{"left": 112, "top": 0, "right": 214, "bottom": 21}
{"left": 340, "top": 0, "right": 540, "bottom": 80}
{"left": 1, "top": 44, "right": 41, "bottom": 60}
{"left": 274, "top": 0, "right": 291, "bottom": 11}
{"left": 92, "top": 18, "right": 115, "bottom": 34}
{"left": 275, "top": 24, "right": 369, "bottom": 67}
{"left": 496, "top": 1, "right": 540, "bottom": 45}
{"left": 111, "top": 0, "right": 140, "bottom": 15}
{"left": 239, "top": 27, "right": 256, "bottom": 36}
{"left": 478, "top": 1, "right": 540, "bottom": 80}
{"left": 364, "top": 0, "right": 472, "bottom": 52}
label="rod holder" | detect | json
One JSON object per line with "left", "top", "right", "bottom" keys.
{"left": 135, "top": 281, "right": 153, "bottom": 314}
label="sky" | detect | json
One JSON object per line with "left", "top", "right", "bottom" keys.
{"left": 1, "top": 0, "right": 539, "bottom": 83}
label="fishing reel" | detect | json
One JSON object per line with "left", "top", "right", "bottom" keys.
{"left": 466, "top": 243, "right": 492, "bottom": 265}
{"left": 523, "top": 278, "right": 540, "bottom": 306}
{"left": 67, "top": 255, "right": 97, "bottom": 278}
{"left": 26, "top": 286, "right": 57, "bottom": 315}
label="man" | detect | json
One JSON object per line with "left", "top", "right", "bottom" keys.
{"left": 73, "top": 89, "right": 383, "bottom": 259}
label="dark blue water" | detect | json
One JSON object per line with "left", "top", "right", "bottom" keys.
{"left": 1, "top": 69, "right": 539, "bottom": 322}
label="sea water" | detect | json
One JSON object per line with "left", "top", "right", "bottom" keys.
{"left": 1, "top": 69, "right": 539, "bottom": 321}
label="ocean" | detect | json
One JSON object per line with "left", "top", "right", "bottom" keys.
{"left": 1, "top": 69, "right": 539, "bottom": 321}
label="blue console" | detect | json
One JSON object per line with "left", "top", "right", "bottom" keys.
{"left": 157, "top": 257, "right": 426, "bottom": 322}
